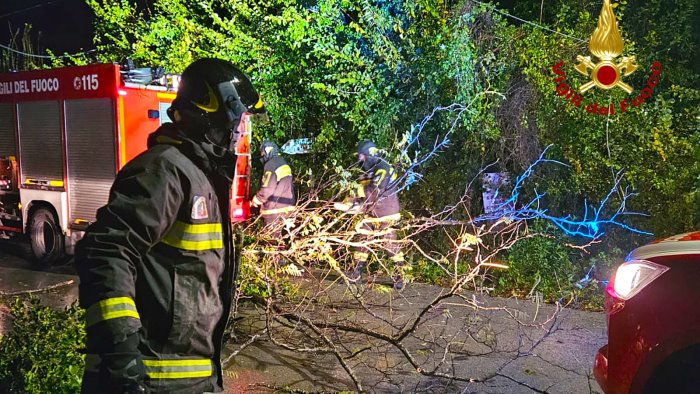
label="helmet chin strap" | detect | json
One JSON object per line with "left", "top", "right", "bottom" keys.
{"left": 204, "top": 127, "right": 235, "bottom": 151}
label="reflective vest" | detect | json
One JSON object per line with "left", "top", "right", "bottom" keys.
{"left": 356, "top": 158, "right": 401, "bottom": 220}
{"left": 253, "top": 155, "right": 296, "bottom": 217}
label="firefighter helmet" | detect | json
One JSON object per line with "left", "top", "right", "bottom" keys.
{"left": 169, "top": 58, "right": 266, "bottom": 148}
{"left": 260, "top": 140, "right": 279, "bottom": 163}
{"left": 357, "top": 140, "right": 379, "bottom": 157}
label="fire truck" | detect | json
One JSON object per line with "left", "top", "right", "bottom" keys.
{"left": 0, "top": 64, "right": 252, "bottom": 265}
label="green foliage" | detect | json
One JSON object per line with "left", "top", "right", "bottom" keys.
{"left": 238, "top": 254, "right": 273, "bottom": 299}
{"left": 507, "top": 1, "right": 699, "bottom": 236}
{"left": 413, "top": 258, "right": 446, "bottom": 285}
{"left": 0, "top": 297, "right": 85, "bottom": 394}
{"left": 495, "top": 224, "right": 576, "bottom": 302}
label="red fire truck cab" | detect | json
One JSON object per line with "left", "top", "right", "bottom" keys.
{"left": 0, "top": 64, "right": 252, "bottom": 264}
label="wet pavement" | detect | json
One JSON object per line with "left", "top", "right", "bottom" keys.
{"left": 0, "top": 240, "right": 79, "bottom": 335}
{"left": 224, "top": 277, "right": 607, "bottom": 394}
{"left": 0, "top": 242, "right": 606, "bottom": 393}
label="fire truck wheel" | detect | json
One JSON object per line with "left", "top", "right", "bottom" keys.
{"left": 28, "top": 207, "right": 65, "bottom": 265}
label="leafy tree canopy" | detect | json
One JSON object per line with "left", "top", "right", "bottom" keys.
{"left": 85, "top": 0, "right": 699, "bottom": 238}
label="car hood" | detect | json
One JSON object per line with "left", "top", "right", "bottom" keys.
{"left": 628, "top": 231, "right": 700, "bottom": 261}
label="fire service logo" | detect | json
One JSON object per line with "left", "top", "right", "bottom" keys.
{"left": 551, "top": 0, "right": 661, "bottom": 116}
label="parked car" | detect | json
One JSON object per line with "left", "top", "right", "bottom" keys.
{"left": 594, "top": 231, "right": 700, "bottom": 393}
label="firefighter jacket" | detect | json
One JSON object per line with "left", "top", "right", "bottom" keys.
{"left": 356, "top": 157, "right": 401, "bottom": 221}
{"left": 252, "top": 155, "right": 295, "bottom": 217}
{"left": 75, "top": 123, "right": 238, "bottom": 394}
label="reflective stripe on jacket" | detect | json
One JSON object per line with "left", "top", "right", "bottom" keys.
{"left": 359, "top": 158, "right": 401, "bottom": 219}
{"left": 76, "top": 123, "right": 237, "bottom": 394}
{"left": 254, "top": 155, "right": 295, "bottom": 216}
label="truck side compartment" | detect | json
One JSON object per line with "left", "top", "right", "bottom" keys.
{"left": 0, "top": 64, "right": 176, "bottom": 264}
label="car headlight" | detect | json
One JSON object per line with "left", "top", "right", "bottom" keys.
{"left": 612, "top": 260, "right": 669, "bottom": 300}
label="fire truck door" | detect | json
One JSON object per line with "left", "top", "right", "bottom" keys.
{"left": 64, "top": 98, "right": 116, "bottom": 226}
{"left": 17, "top": 101, "right": 64, "bottom": 186}
{"left": 0, "top": 104, "right": 16, "bottom": 158}
{"left": 17, "top": 101, "right": 67, "bottom": 229}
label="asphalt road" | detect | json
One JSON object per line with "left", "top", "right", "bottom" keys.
{"left": 0, "top": 241, "right": 606, "bottom": 393}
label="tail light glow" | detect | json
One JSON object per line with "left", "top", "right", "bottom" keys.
{"left": 612, "top": 260, "right": 668, "bottom": 300}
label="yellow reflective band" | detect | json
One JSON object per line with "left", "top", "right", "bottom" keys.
{"left": 261, "top": 206, "right": 295, "bottom": 215}
{"left": 155, "top": 135, "right": 182, "bottom": 145}
{"left": 86, "top": 297, "right": 140, "bottom": 327}
{"left": 156, "top": 92, "right": 176, "bottom": 100}
{"left": 356, "top": 184, "right": 366, "bottom": 198}
{"left": 262, "top": 171, "right": 271, "bottom": 187}
{"left": 254, "top": 96, "right": 264, "bottom": 109}
{"left": 148, "top": 371, "right": 212, "bottom": 379}
{"left": 354, "top": 252, "right": 369, "bottom": 260}
{"left": 275, "top": 165, "right": 292, "bottom": 180}
{"left": 24, "top": 179, "right": 64, "bottom": 187}
{"left": 364, "top": 213, "right": 401, "bottom": 223}
{"left": 168, "top": 221, "right": 222, "bottom": 234}
{"left": 143, "top": 358, "right": 213, "bottom": 379}
{"left": 162, "top": 238, "right": 223, "bottom": 251}
{"left": 192, "top": 83, "right": 219, "bottom": 113}
{"left": 253, "top": 196, "right": 263, "bottom": 206}
{"left": 375, "top": 169, "right": 387, "bottom": 185}
{"left": 143, "top": 359, "right": 212, "bottom": 367}
{"left": 161, "top": 221, "right": 224, "bottom": 251}
{"left": 390, "top": 253, "right": 405, "bottom": 262}
{"left": 101, "top": 309, "right": 141, "bottom": 321}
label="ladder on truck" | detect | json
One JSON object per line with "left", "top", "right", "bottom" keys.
{"left": 231, "top": 113, "right": 252, "bottom": 221}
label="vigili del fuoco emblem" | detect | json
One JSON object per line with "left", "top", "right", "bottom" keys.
{"left": 574, "top": 0, "right": 637, "bottom": 93}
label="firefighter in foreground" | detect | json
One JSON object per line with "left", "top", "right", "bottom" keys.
{"left": 345, "top": 140, "right": 405, "bottom": 290}
{"left": 75, "top": 58, "right": 266, "bottom": 394}
{"left": 252, "top": 140, "right": 296, "bottom": 237}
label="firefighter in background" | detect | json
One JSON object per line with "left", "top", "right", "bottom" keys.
{"left": 251, "top": 140, "right": 296, "bottom": 238}
{"left": 75, "top": 58, "right": 266, "bottom": 394}
{"left": 346, "top": 140, "right": 405, "bottom": 290}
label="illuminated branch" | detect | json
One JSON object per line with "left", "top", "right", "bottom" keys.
{"left": 474, "top": 146, "right": 651, "bottom": 239}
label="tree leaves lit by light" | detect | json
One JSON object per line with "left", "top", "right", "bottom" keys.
{"left": 475, "top": 146, "right": 652, "bottom": 239}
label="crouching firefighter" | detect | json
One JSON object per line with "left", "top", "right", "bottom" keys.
{"left": 346, "top": 140, "right": 406, "bottom": 290}
{"left": 75, "top": 58, "right": 266, "bottom": 394}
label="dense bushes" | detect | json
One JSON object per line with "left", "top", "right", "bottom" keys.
{"left": 0, "top": 297, "right": 85, "bottom": 393}
{"left": 496, "top": 232, "right": 576, "bottom": 302}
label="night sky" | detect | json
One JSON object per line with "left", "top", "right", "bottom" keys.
{"left": 0, "top": 0, "right": 95, "bottom": 55}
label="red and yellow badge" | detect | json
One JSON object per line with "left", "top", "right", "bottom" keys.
{"left": 574, "top": 0, "right": 637, "bottom": 93}
{"left": 551, "top": 0, "right": 661, "bottom": 116}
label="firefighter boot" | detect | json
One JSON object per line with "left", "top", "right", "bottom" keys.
{"left": 391, "top": 253, "right": 406, "bottom": 291}
{"left": 347, "top": 262, "right": 366, "bottom": 282}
